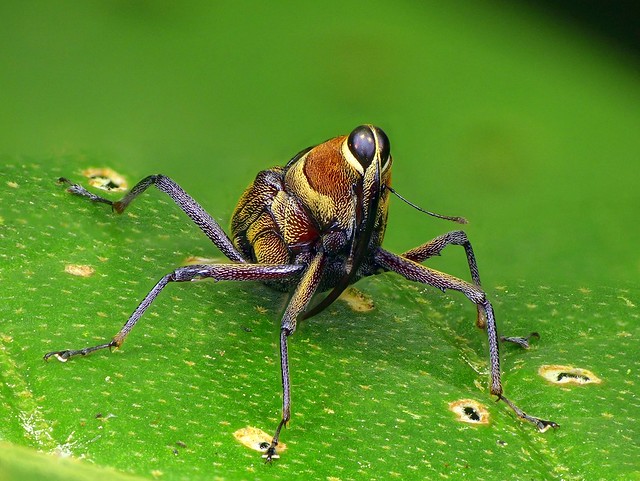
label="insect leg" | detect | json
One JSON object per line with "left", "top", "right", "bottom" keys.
{"left": 402, "top": 230, "right": 480, "bottom": 283}
{"left": 264, "top": 252, "right": 326, "bottom": 462}
{"left": 44, "top": 263, "right": 303, "bottom": 362}
{"left": 374, "top": 248, "right": 557, "bottom": 432}
{"left": 58, "top": 175, "right": 245, "bottom": 263}
{"left": 401, "top": 230, "right": 486, "bottom": 327}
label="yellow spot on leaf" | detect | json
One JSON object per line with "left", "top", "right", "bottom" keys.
{"left": 233, "top": 426, "right": 285, "bottom": 454}
{"left": 82, "top": 167, "right": 128, "bottom": 192}
{"left": 339, "top": 287, "right": 375, "bottom": 312}
{"left": 448, "top": 399, "right": 490, "bottom": 425}
{"left": 618, "top": 296, "right": 636, "bottom": 307}
{"left": 182, "top": 255, "right": 223, "bottom": 265}
{"left": 538, "top": 365, "right": 602, "bottom": 385}
{"left": 64, "top": 264, "right": 95, "bottom": 277}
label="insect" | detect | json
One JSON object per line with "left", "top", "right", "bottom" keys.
{"left": 44, "top": 125, "right": 557, "bottom": 461}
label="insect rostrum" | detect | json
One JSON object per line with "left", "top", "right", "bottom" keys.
{"left": 45, "top": 125, "right": 557, "bottom": 461}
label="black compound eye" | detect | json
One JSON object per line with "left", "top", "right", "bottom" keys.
{"left": 374, "top": 127, "right": 391, "bottom": 167}
{"left": 348, "top": 125, "right": 377, "bottom": 169}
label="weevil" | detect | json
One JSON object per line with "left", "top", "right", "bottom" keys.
{"left": 44, "top": 125, "right": 557, "bottom": 461}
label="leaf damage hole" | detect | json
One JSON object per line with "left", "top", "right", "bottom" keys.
{"left": 448, "top": 399, "right": 489, "bottom": 425}
{"left": 464, "top": 406, "right": 480, "bottom": 421}
{"left": 82, "top": 167, "right": 128, "bottom": 192}
{"left": 233, "top": 426, "right": 284, "bottom": 454}
{"left": 64, "top": 264, "right": 95, "bottom": 277}
{"left": 538, "top": 365, "right": 602, "bottom": 385}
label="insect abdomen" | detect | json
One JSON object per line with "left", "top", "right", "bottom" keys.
{"left": 231, "top": 168, "right": 287, "bottom": 263}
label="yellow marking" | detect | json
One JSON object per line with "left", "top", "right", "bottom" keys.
{"left": 182, "top": 255, "right": 223, "bottom": 265}
{"left": 341, "top": 141, "right": 364, "bottom": 174}
{"left": 618, "top": 296, "right": 636, "bottom": 307}
{"left": 233, "top": 426, "right": 285, "bottom": 454}
{"left": 82, "top": 167, "right": 128, "bottom": 192}
{"left": 64, "top": 264, "right": 95, "bottom": 277}
{"left": 339, "top": 287, "right": 374, "bottom": 312}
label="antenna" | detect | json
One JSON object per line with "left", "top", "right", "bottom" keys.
{"left": 387, "top": 186, "right": 468, "bottom": 224}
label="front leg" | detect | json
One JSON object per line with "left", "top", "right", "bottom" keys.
{"left": 374, "top": 248, "right": 557, "bottom": 432}
{"left": 59, "top": 175, "right": 245, "bottom": 263}
{"left": 264, "top": 251, "right": 327, "bottom": 462}
{"left": 402, "top": 230, "right": 485, "bottom": 327}
{"left": 44, "top": 263, "right": 303, "bottom": 362}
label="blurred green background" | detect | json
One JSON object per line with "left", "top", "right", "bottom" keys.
{"left": 1, "top": 1, "right": 639, "bottom": 481}
{"left": 2, "top": 0, "right": 638, "bottom": 284}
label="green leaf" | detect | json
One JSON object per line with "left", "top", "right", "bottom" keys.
{"left": 0, "top": 442, "right": 148, "bottom": 481}
{"left": 1, "top": 161, "right": 639, "bottom": 481}
{"left": 2, "top": 1, "right": 640, "bottom": 480}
